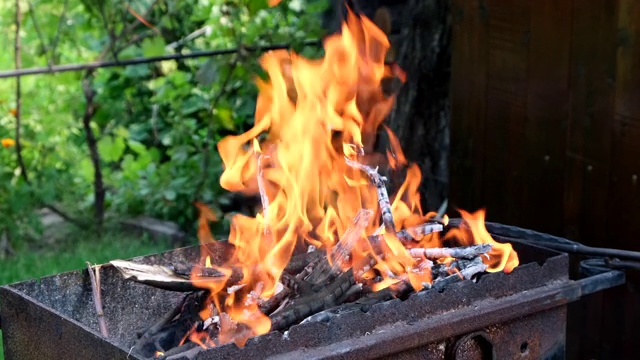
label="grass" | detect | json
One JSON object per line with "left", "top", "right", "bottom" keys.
{"left": 0, "top": 229, "right": 177, "bottom": 360}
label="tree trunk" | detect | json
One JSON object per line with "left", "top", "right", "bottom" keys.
{"left": 381, "top": 0, "right": 451, "bottom": 212}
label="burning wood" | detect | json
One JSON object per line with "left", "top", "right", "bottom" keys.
{"left": 345, "top": 158, "right": 398, "bottom": 236}
{"left": 409, "top": 243, "right": 493, "bottom": 260}
{"left": 109, "top": 260, "right": 238, "bottom": 292}
{"left": 305, "top": 209, "right": 373, "bottom": 286}
{"left": 109, "top": 7, "right": 521, "bottom": 359}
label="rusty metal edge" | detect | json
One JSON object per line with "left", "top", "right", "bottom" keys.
{"left": 268, "top": 270, "right": 625, "bottom": 360}
{"left": 0, "top": 285, "right": 137, "bottom": 360}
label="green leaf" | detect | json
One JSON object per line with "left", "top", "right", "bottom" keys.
{"left": 141, "top": 37, "right": 167, "bottom": 57}
{"left": 196, "top": 59, "right": 220, "bottom": 87}
{"left": 181, "top": 95, "right": 210, "bottom": 115}
{"left": 215, "top": 106, "right": 235, "bottom": 131}
{"left": 128, "top": 140, "right": 147, "bottom": 155}
{"left": 78, "top": 158, "right": 95, "bottom": 182}
{"left": 97, "top": 136, "right": 126, "bottom": 162}
{"left": 114, "top": 126, "right": 130, "bottom": 139}
{"left": 247, "top": 0, "right": 270, "bottom": 15}
{"left": 124, "top": 65, "right": 152, "bottom": 78}
{"left": 163, "top": 189, "right": 177, "bottom": 201}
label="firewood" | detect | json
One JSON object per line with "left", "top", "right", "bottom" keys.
{"left": 110, "top": 260, "right": 241, "bottom": 292}
{"left": 409, "top": 244, "right": 493, "bottom": 260}
{"left": 345, "top": 159, "right": 398, "bottom": 236}
{"left": 259, "top": 287, "right": 292, "bottom": 315}
{"left": 269, "top": 269, "right": 355, "bottom": 331}
{"left": 133, "top": 292, "right": 207, "bottom": 359}
{"left": 305, "top": 209, "right": 372, "bottom": 286}
{"left": 432, "top": 257, "right": 488, "bottom": 291}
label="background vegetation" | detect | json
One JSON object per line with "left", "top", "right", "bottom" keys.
{"left": 0, "top": 0, "right": 327, "bottom": 262}
{"left": 0, "top": 0, "right": 327, "bottom": 356}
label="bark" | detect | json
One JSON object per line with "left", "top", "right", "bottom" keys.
{"left": 380, "top": 0, "right": 451, "bottom": 212}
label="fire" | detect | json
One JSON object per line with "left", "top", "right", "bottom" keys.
{"left": 190, "top": 7, "right": 519, "bottom": 348}
{"left": 446, "top": 209, "right": 520, "bottom": 273}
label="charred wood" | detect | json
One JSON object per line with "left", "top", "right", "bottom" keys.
{"left": 156, "top": 342, "right": 202, "bottom": 360}
{"left": 269, "top": 269, "right": 355, "bottom": 331}
{"left": 305, "top": 209, "right": 372, "bottom": 286}
{"left": 259, "top": 287, "right": 292, "bottom": 316}
{"left": 133, "top": 292, "right": 207, "bottom": 359}
{"left": 368, "top": 221, "right": 444, "bottom": 253}
{"left": 432, "top": 257, "right": 487, "bottom": 291}
{"left": 283, "top": 250, "right": 325, "bottom": 275}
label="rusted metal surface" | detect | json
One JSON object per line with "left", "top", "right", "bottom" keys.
{"left": 0, "top": 238, "right": 624, "bottom": 360}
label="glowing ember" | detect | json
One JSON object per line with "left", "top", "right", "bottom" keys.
{"left": 190, "top": 8, "right": 519, "bottom": 348}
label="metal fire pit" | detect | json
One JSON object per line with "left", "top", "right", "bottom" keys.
{"left": 0, "top": 227, "right": 625, "bottom": 360}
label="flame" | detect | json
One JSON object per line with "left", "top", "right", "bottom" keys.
{"left": 189, "top": 8, "right": 519, "bottom": 348}
{"left": 445, "top": 209, "right": 520, "bottom": 273}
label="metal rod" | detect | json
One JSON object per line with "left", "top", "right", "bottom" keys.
{"left": 0, "top": 40, "right": 321, "bottom": 79}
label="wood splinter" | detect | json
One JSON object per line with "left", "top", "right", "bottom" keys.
{"left": 86, "top": 261, "right": 108, "bottom": 338}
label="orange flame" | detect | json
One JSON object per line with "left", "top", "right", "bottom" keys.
{"left": 190, "top": 9, "right": 519, "bottom": 348}
{"left": 445, "top": 209, "right": 520, "bottom": 273}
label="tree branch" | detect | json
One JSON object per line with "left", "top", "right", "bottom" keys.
{"left": 81, "top": 73, "right": 104, "bottom": 230}
{"left": 49, "top": 0, "right": 70, "bottom": 64}
{"left": 97, "top": 0, "right": 120, "bottom": 61}
{"left": 15, "top": 0, "right": 28, "bottom": 183}
{"left": 97, "top": 0, "right": 161, "bottom": 61}
{"left": 26, "top": 0, "right": 53, "bottom": 67}
{"left": 78, "top": 0, "right": 163, "bottom": 230}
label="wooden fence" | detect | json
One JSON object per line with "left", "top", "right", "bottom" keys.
{"left": 450, "top": 1, "right": 640, "bottom": 358}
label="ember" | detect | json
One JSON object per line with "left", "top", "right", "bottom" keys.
{"left": 110, "top": 7, "right": 520, "bottom": 358}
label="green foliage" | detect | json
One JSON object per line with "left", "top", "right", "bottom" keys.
{"left": 0, "top": 0, "right": 329, "bottom": 249}
{"left": 0, "top": 230, "right": 173, "bottom": 286}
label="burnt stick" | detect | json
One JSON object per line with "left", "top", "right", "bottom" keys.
{"left": 269, "top": 269, "right": 355, "bottom": 331}
{"left": 283, "top": 249, "right": 324, "bottom": 275}
{"left": 409, "top": 243, "right": 493, "bottom": 260}
{"left": 85, "top": 262, "right": 108, "bottom": 338}
{"left": 345, "top": 158, "right": 397, "bottom": 235}
{"left": 259, "top": 287, "right": 292, "bottom": 315}
{"left": 368, "top": 221, "right": 444, "bottom": 254}
{"left": 400, "top": 222, "right": 445, "bottom": 241}
{"left": 432, "top": 257, "right": 488, "bottom": 291}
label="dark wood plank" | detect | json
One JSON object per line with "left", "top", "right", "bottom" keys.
{"left": 481, "top": 0, "right": 530, "bottom": 225}
{"left": 610, "top": 0, "right": 640, "bottom": 250}
{"left": 449, "top": 0, "right": 489, "bottom": 213}
{"left": 521, "top": 0, "right": 572, "bottom": 235}
{"left": 564, "top": 0, "right": 618, "bottom": 244}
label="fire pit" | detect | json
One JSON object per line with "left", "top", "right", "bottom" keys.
{"left": 0, "top": 6, "right": 628, "bottom": 360}
{"left": 0, "top": 223, "right": 624, "bottom": 360}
